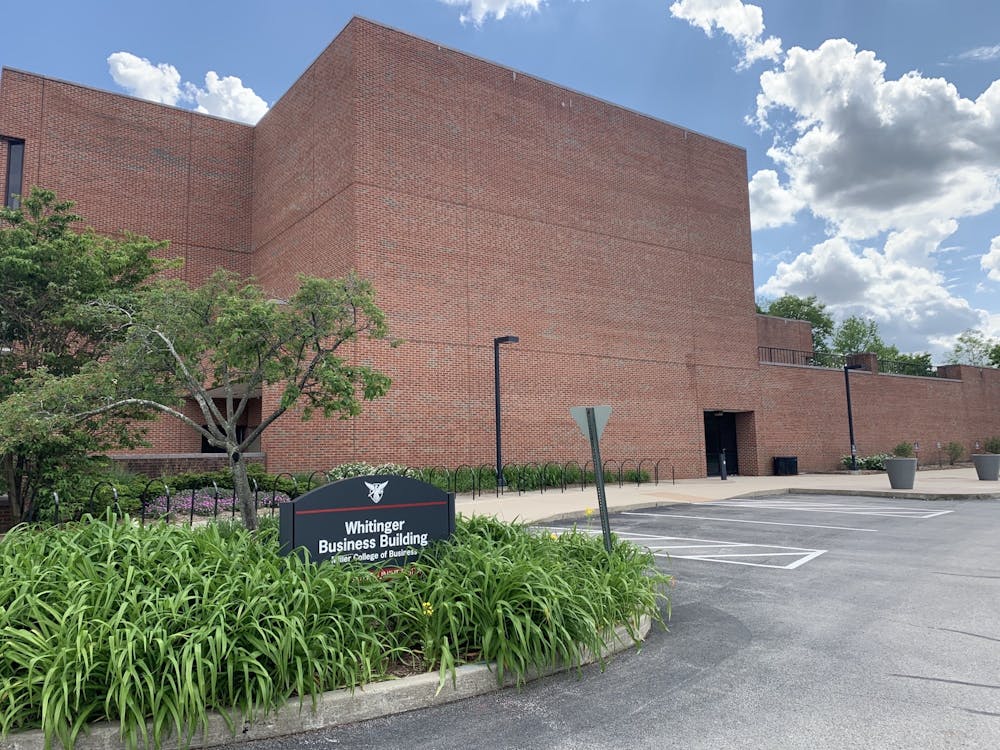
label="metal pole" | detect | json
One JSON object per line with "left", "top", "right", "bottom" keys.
{"left": 844, "top": 365, "right": 858, "bottom": 471}
{"left": 492, "top": 335, "right": 520, "bottom": 488}
{"left": 585, "top": 408, "right": 613, "bottom": 553}
{"left": 494, "top": 338, "right": 503, "bottom": 487}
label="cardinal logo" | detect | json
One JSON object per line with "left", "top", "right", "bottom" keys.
{"left": 365, "top": 481, "right": 389, "bottom": 504}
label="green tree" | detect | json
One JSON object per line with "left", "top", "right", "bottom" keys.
{"left": 762, "top": 294, "right": 835, "bottom": 352}
{"left": 831, "top": 315, "right": 884, "bottom": 355}
{"left": 0, "top": 188, "right": 166, "bottom": 522}
{"left": 63, "top": 270, "right": 398, "bottom": 530}
{"left": 831, "top": 316, "right": 933, "bottom": 375}
{"left": 946, "top": 329, "right": 999, "bottom": 367}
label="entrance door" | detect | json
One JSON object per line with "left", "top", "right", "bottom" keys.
{"left": 704, "top": 411, "right": 739, "bottom": 476}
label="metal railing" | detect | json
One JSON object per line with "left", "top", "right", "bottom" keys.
{"left": 760, "top": 347, "right": 940, "bottom": 378}
{"left": 758, "top": 347, "right": 846, "bottom": 369}
{"left": 877, "top": 357, "right": 938, "bottom": 378}
{"left": 21, "top": 458, "right": 679, "bottom": 525}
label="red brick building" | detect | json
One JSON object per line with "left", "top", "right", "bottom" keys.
{"left": 2, "top": 17, "right": 998, "bottom": 479}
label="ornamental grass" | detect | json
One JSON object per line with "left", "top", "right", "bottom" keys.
{"left": 0, "top": 513, "right": 669, "bottom": 749}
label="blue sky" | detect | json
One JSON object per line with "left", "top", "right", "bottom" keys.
{"left": 3, "top": 0, "right": 1000, "bottom": 358}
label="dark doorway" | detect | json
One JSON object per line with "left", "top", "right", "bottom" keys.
{"left": 704, "top": 411, "right": 739, "bottom": 476}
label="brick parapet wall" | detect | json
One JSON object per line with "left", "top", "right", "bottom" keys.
{"left": 757, "top": 363, "right": 1000, "bottom": 472}
{"left": 756, "top": 314, "right": 813, "bottom": 353}
{"left": 109, "top": 453, "right": 265, "bottom": 478}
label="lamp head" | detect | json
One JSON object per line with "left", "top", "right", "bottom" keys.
{"left": 494, "top": 335, "right": 519, "bottom": 345}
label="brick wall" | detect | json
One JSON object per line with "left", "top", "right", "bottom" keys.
{"left": 109, "top": 453, "right": 265, "bottom": 478}
{"left": 756, "top": 363, "right": 1000, "bottom": 472}
{"left": 757, "top": 314, "right": 813, "bottom": 353}
{"left": 5, "top": 19, "right": 1000, "bottom": 480}
{"left": 0, "top": 68, "right": 254, "bottom": 284}
{"left": 252, "top": 18, "right": 761, "bottom": 477}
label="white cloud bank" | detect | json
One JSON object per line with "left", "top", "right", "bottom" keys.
{"left": 754, "top": 39, "right": 1000, "bottom": 239}
{"left": 663, "top": 2, "right": 1000, "bottom": 355}
{"left": 758, "top": 223, "right": 983, "bottom": 353}
{"left": 748, "top": 169, "right": 804, "bottom": 229}
{"left": 107, "top": 52, "right": 183, "bottom": 105}
{"left": 669, "top": 0, "right": 782, "bottom": 70}
{"left": 982, "top": 235, "right": 1000, "bottom": 282}
{"left": 749, "top": 38, "right": 1000, "bottom": 354}
{"left": 438, "top": 0, "right": 543, "bottom": 25}
{"left": 107, "top": 52, "right": 268, "bottom": 125}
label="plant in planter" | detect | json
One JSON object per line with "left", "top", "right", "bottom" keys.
{"left": 885, "top": 442, "right": 917, "bottom": 490}
{"left": 971, "top": 437, "right": 1000, "bottom": 481}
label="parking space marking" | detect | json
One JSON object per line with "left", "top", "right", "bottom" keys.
{"left": 709, "top": 499, "right": 953, "bottom": 520}
{"left": 622, "top": 510, "right": 878, "bottom": 532}
{"left": 544, "top": 526, "right": 827, "bottom": 570}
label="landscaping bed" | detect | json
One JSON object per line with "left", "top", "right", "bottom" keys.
{"left": 0, "top": 514, "right": 669, "bottom": 749}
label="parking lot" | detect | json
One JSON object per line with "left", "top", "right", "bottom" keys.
{"left": 546, "top": 495, "right": 956, "bottom": 570}
{"left": 232, "top": 493, "right": 1000, "bottom": 750}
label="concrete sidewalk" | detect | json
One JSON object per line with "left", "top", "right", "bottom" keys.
{"left": 456, "top": 466, "right": 1000, "bottom": 524}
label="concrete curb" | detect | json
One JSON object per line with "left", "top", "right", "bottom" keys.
{"left": 1, "top": 617, "right": 651, "bottom": 750}
{"left": 719, "top": 487, "right": 1000, "bottom": 502}
{"left": 525, "top": 487, "right": 1000, "bottom": 525}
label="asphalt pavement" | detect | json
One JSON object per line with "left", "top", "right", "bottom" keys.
{"left": 223, "top": 477, "right": 1000, "bottom": 749}
{"left": 8, "top": 468, "right": 998, "bottom": 749}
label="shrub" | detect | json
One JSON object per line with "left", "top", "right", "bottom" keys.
{"left": 143, "top": 488, "right": 293, "bottom": 519}
{"left": 326, "top": 462, "right": 422, "bottom": 481}
{"left": 945, "top": 441, "right": 964, "bottom": 465}
{"left": 892, "top": 442, "right": 915, "bottom": 458}
{"left": 983, "top": 437, "right": 1000, "bottom": 454}
{"left": 0, "top": 513, "right": 669, "bottom": 748}
{"left": 841, "top": 453, "right": 891, "bottom": 471}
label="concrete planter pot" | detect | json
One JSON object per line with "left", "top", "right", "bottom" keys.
{"left": 972, "top": 454, "right": 1000, "bottom": 481}
{"left": 885, "top": 457, "right": 917, "bottom": 490}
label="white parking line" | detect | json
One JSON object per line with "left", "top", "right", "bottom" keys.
{"left": 544, "top": 526, "right": 826, "bottom": 570}
{"left": 622, "top": 511, "right": 878, "bottom": 532}
{"left": 710, "top": 499, "right": 953, "bottom": 520}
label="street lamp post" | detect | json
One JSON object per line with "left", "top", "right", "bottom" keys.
{"left": 843, "top": 363, "right": 864, "bottom": 471}
{"left": 494, "top": 335, "right": 519, "bottom": 487}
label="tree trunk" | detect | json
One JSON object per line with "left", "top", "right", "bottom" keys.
{"left": 2, "top": 452, "right": 28, "bottom": 523}
{"left": 229, "top": 451, "right": 258, "bottom": 531}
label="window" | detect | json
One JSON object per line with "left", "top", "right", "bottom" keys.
{"left": 3, "top": 137, "right": 24, "bottom": 209}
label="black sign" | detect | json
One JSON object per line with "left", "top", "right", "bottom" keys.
{"left": 278, "top": 475, "right": 456, "bottom": 567}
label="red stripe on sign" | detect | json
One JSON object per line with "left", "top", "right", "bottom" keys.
{"left": 295, "top": 500, "right": 449, "bottom": 515}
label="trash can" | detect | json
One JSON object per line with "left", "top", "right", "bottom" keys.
{"left": 773, "top": 456, "right": 798, "bottom": 476}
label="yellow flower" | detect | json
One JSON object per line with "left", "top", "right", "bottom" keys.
{"left": 585, "top": 508, "right": 595, "bottom": 517}
{"left": 550, "top": 532, "right": 559, "bottom": 540}
{"left": 421, "top": 601, "right": 434, "bottom": 617}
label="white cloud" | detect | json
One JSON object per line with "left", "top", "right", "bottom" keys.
{"left": 438, "top": 0, "right": 543, "bottom": 25}
{"left": 671, "top": 5, "right": 1000, "bottom": 352}
{"left": 754, "top": 39, "right": 1000, "bottom": 239}
{"left": 982, "top": 235, "right": 1000, "bottom": 282}
{"left": 669, "top": 0, "right": 782, "bottom": 70}
{"left": 185, "top": 72, "right": 268, "bottom": 125}
{"left": 758, "top": 225, "right": 984, "bottom": 355}
{"left": 107, "top": 52, "right": 182, "bottom": 105}
{"left": 108, "top": 52, "right": 268, "bottom": 124}
{"left": 748, "top": 169, "right": 804, "bottom": 229}
{"left": 959, "top": 44, "right": 1000, "bottom": 62}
